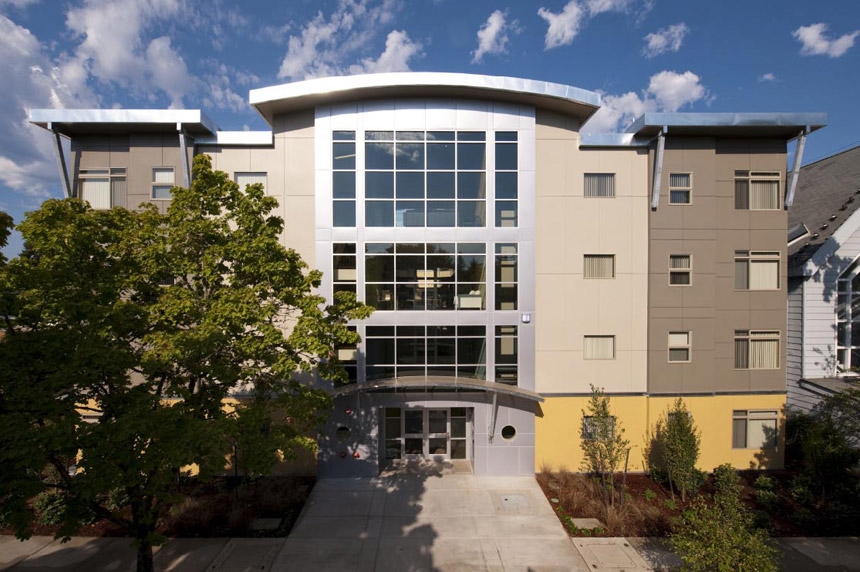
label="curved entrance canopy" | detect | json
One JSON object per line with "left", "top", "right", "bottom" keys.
{"left": 331, "top": 376, "right": 544, "bottom": 402}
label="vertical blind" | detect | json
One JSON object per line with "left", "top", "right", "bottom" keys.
{"left": 749, "top": 260, "right": 779, "bottom": 290}
{"left": 749, "top": 180, "right": 779, "bottom": 210}
{"left": 153, "top": 168, "right": 174, "bottom": 184}
{"left": 584, "top": 255, "right": 615, "bottom": 278}
{"left": 584, "top": 174, "right": 615, "bottom": 197}
{"left": 734, "top": 331, "right": 779, "bottom": 369}
{"left": 81, "top": 179, "right": 110, "bottom": 209}
{"left": 584, "top": 336, "right": 615, "bottom": 359}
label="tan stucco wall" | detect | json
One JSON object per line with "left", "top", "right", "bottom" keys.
{"left": 201, "top": 110, "right": 316, "bottom": 267}
{"left": 534, "top": 110, "right": 650, "bottom": 395}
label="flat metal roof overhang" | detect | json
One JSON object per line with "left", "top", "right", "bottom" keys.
{"left": 625, "top": 112, "right": 827, "bottom": 139}
{"left": 250, "top": 72, "right": 602, "bottom": 126}
{"left": 28, "top": 109, "right": 220, "bottom": 136}
{"left": 330, "top": 376, "right": 544, "bottom": 402}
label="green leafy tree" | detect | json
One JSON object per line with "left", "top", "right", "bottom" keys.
{"left": 671, "top": 464, "right": 777, "bottom": 572}
{"left": 647, "top": 399, "right": 702, "bottom": 501}
{"left": 580, "top": 385, "right": 630, "bottom": 507}
{"left": 0, "top": 155, "right": 371, "bottom": 572}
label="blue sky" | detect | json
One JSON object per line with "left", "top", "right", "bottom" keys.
{"left": 1, "top": 0, "right": 858, "bottom": 256}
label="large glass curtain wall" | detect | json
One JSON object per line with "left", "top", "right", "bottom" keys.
{"left": 332, "top": 130, "right": 518, "bottom": 228}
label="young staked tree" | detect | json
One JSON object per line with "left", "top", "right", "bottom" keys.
{"left": 648, "top": 398, "right": 702, "bottom": 501}
{"left": 580, "top": 385, "right": 630, "bottom": 507}
{"left": 0, "top": 155, "right": 371, "bottom": 572}
{"left": 671, "top": 464, "right": 777, "bottom": 572}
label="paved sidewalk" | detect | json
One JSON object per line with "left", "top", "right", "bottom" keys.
{"left": 273, "top": 461, "right": 589, "bottom": 571}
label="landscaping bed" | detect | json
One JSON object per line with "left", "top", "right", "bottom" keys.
{"left": 537, "top": 468, "right": 860, "bottom": 538}
{"left": 1, "top": 476, "right": 314, "bottom": 539}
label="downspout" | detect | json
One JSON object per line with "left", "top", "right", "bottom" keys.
{"left": 650, "top": 127, "right": 667, "bottom": 210}
{"left": 177, "top": 125, "right": 191, "bottom": 188}
{"left": 784, "top": 128, "right": 809, "bottom": 209}
{"left": 48, "top": 124, "right": 72, "bottom": 198}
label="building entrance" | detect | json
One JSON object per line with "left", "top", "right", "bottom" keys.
{"left": 384, "top": 407, "right": 471, "bottom": 462}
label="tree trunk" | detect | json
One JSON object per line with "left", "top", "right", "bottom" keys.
{"left": 136, "top": 539, "right": 153, "bottom": 572}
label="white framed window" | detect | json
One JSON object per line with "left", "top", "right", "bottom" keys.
{"left": 235, "top": 172, "right": 267, "bottom": 194}
{"left": 584, "top": 173, "right": 615, "bottom": 198}
{"left": 734, "top": 330, "right": 780, "bottom": 369}
{"left": 152, "top": 167, "right": 175, "bottom": 200}
{"left": 669, "top": 255, "right": 692, "bottom": 286}
{"left": 584, "top": 255, "right": 615, "bottom": 279}
{"left": 668, "top": 331, "right": 691, "bottom": 363}
{"left": 735, "top": 251, "right": 780, "bottom": 290}
{"left": 732, "top": 410, "right": 778, "bottom": 449}
{"left": 584, "top": 335, "right": 615, "bottom": 360}
{"left": 735, "top": 171, "right": 780, "bottom": 210}
{"left": 668, "top": 173, "right": 692, "bottom": 205}
{"left": 78, "top": 168, "right": 126, "bottom": 210}
{"left": 837, "top": 261, "right": 860, "bottom": 373}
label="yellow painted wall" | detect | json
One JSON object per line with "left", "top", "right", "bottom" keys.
{"left": 536, "top": 393, "right": 785, "bottom": 473}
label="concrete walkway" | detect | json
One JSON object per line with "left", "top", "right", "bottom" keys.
{"left": 274, "top": 460, "right": 590, "bottom": 571}
{"left": 2, "top": 463, "right": 860, "bottom": 571}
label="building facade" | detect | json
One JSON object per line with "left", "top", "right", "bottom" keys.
{"left": 30, "top": 73, "right": 825, "bottom": 476}
{"left": 785, "top": 146, "right": 860, "bottom": 411}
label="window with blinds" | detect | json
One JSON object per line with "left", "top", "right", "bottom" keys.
{"left": 584, "top": 335, "right": 615, "bottom": 359}
{"left": 732, "top": 410, "right": 777, "bottom": 449}
{"left": 735, "top": 251, "right": 779, "bottom": 290}
{"left": 668, "top": 331, "right": 691, "bottom": 362}
{"left": 669, "top": 255, "right": 691, "bottom": 285}
{"left": 583, "top": 255, "right": 615, "bottom": 279}
{"left": 734, "top": 171, "right": 780, "bottom": 210}
{"left": 734, "top": 330, "right": 779, "bottom": 369}
{"left": 584, "top": 173, "right": 615, "bottom": 198}
{"left": 668, "top": 173, "right": 691, "bottom": 204}
{"left": 78, "top": 168, "right": 126, "bottom": 210}
{"left": 152, "top": 167, "right": 175, "bottom": 200}
{"left": 235, "top": 172, "right": 267, "bottom": 194}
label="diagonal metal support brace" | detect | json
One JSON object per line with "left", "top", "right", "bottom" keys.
{"left": 784, "top": 128, "right": 808, "bottom": 209}
{"left": 178, "top": 125, "right": 191, "bottom": 188}
{"left": 650, "top": 127, "right": 666, "bottom": 210}
{"left": 50, "top": 126, "right": 72, "bottom": 198}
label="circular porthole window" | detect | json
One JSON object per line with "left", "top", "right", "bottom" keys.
{"left": 501, "top": 425, "right": 517, "bottom": 441}
{"left": 336, "top": 426, "right": 351, "bottom": 442}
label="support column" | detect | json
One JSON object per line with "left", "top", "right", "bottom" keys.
{"left": 50, "top": 127, "right": 72, "bottom": 198}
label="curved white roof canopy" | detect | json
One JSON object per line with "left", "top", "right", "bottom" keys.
{"left": 250, "top": 72, "right": 601, "bottom": 125}
{"left": 330, "top": 376, "right": 544, "bottom": 402}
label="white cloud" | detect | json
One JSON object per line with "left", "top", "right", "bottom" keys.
{"left": 647, "top": 70, "right": 706, "bottom": 112}
{"left": 759, "top": 72, "right": 776, "bottom": 82}
{"left": 472, "top": 9, "right": 520, "bottom": 63}
{"left": 0, "top": 0, "right": 40, "bottom": 7}
{"left": 0, "top": 15, "right": 98, "bottom": 202}
{"left": 642, "top": 23, "right": 688, "bottom": 58}
{"left": 277, "top": 0, "right": 407, "bottom": 80}
{"left": 537, "top": 2, "right": 585, "bottom": 49}
{"left": 584, "top": 70, "right": 708, "bottom": 134}
{"left": 585, "top": 0, "right": 633, "bottom": 15}
{"left": 537, "top": 0, "right": 634, "bottom": 49}
{"left": 793, "top": 23, "right": 859, "bottom": 58}
{"left": 64, "top": 0, "right": 195, "bottom": 106}
{"left": 349, "top": 30, "right": 421, "bottom": 74}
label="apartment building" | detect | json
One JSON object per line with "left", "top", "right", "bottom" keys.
{"left": 30, "top": 73, "right": 825, "bottom": 476}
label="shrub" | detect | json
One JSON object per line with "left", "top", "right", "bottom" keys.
{"left": 755, "top": 489, "right": 780, "bottom": 511}
{"left": 580, "top": 386, "right": 630, "bottom": 508}
{"left": 646, "top": 399, "right": 702, "bottom": 501}
{"left": 644, "top": 488, "right": 657, "bottom": 502}
{"left": 753, "top": 475, "right": 775, "bottom": 492}
{"left": 663, "top": 498, "right": 676, "bottom": 511}
{"left": 34, "top": 491, "right": 66, "bottom": 526}
{"left": 671, "top": 464, "right": 778, "bottom": 572}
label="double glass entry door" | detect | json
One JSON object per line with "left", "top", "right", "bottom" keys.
{"left": 385, "top": 408, "right": 469, "bottom": 461}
